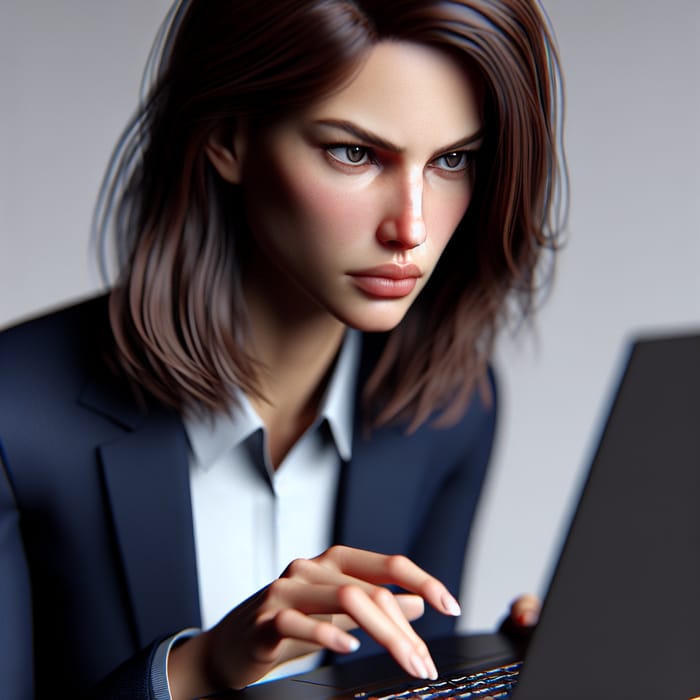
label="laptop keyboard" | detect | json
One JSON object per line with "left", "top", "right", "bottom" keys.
{"left": 352, "top": 660, "right": 522, "bottom": 699}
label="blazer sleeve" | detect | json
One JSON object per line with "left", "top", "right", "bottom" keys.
{"left": 87, "top": 642, "right": 163, "bottom": 700}
{"left": 0, "top": 298, "right": 192, "bottom": 700}
{"left": 0, "top": 432, "right": 164, "bottom": 700}
{"left": 0, "top": 448, "right": 34, "bottom": 700}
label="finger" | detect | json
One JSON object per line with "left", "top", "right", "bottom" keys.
{"left": 270, "top": 608, "right": 361, "bottom": 655}
{"left": 316, "top": 546, "right": 462, "bottom": 618}
{"left": 281, "top": 556, "right": 383, "bottom": 594}
{"left": 336, "top": 583, "right": 438, "bottom": 680}
{"left": 282, "top": 558, "right": 433, "bottom": 622}
{"left": 370, "top": 587, "right": 438, "bottom": 679}
{"left": 262, "top": 576, "right": 438, "bottom": 679}
{"left": 372, "top": 590, "right": 424, "bottom": 641}
{"left": 510, "top": 593, "right": 541, "bottom": 627}
{"left": 263, "top": 579, "right": 421, "bottom": 635}
{"left": 264, "top": 578, "right": 367, "bottom": 618}
{"left": 393, "top": 593, "right": 425, "bottom": 622}
{"left": 283, "top": 552, "right": 457, "bottom": 621}
{"left": 253, "top": 593, "right": 420, "bottom": 665}
{"left": 328, "top": 593, "right": 424, "bottom": 633}
{"left": 265, "top": 581, "right": 426, "bottom": 635}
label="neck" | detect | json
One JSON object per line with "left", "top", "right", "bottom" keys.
{"left": 242, "top": 275, "right": 347, "bottom": 469}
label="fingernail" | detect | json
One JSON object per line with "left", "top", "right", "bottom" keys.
{"left": 345, "top": 637, "right": 361, "bottom": 653}
{"left": 426, "top": 656, "right": 438, "bottom": 680}
{"left": 409, "top": 653, "right": 430, "bottom": 679}
{"left": 441, "top": 593, "right": 462, "bottom": 617}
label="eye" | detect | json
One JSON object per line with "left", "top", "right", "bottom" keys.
{"left": 326, "top": 144, "right": 374, "bottom": 166}
{"left": 432, "top": 150, "right": 476, "bottom": 172}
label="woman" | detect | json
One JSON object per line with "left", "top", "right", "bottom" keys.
{"left": 0, "top": 0, "right": 565, "bottom": 698}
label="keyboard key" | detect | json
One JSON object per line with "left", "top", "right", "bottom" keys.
{"left": 353, "top": 661, "right": 522, "bottom": 700}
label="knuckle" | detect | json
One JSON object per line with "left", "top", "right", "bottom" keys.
{"left": 413, "top": 639, "right": 429, "bottom": 657}
{"left": 284, "top": 557, "right": 311, "bottom": 578}
{"left": 372, "top": 586, "right": 394, "bottom": 607}
{"left": 396, "top": 637, "right": 417, "bottom": 659}
{"left": 420, "top": 576, "right": 442, "bottom": 599}
{"left": 267, "top": 578, "right": 291, "bottom": 599}
{"left": 316, "top": 544, "right": 350, "bottom": 571}
{"left": 386, "top": 554, "right": 411, "bottom": 577}
{"left": 272, "top": 607, "right": 296, "bottom": 633}
{"left": 325, "top": 544, "right": 348, "bottom": 561}
{"left": 337, "top": 583, "right": 364, "bottom": 607}
{"left": 314, "top": 620, "right": 335, "bottom": 646}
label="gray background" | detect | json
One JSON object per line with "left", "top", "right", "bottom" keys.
{"left": 2, "top": 1, "right": 698, "bottom": 631}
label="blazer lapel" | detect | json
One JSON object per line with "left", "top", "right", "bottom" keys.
{"left": 80, "top": 380, "right": 201, "bottom": 648}
{"left": 335, "top": 424, "right": 429, "bottom": 554}
{"left": 334, "top": 335, "right": 428, "bottom": 554}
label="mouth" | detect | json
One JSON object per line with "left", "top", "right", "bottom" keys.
{"left": 348, "top": 264, "right": 422, "bottom": 299}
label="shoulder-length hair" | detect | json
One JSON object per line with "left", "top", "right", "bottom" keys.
{"left": 95, "top": 0, "right": 567, "bottom": 430}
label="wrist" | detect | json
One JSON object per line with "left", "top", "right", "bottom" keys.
{"left": 168, "top": 630, "right": 220, "bottom": 700}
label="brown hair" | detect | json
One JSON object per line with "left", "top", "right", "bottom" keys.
{"left": 95, "top": 0, "right": 567, "bottom": 430}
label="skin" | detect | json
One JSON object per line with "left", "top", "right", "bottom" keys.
{"left": 510, "top": 593, "right": 540, "bottom": 628}
{"left": 169, "top": 40, "right": 538, "bottom": 698}
{"left": 236, "top": 40, "right": 483, "bottom": 339}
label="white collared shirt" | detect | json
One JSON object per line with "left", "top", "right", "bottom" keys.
{"left": 183, "top": 329, "right": 360, "bottom": 680}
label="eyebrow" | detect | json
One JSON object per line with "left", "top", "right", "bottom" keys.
{"left": 312, "top": 119, "right": 485, "bottom": 156}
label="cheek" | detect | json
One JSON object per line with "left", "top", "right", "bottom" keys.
{"left": 276, "top": 170, "right": 375, "bottom": 250}
{"left": 243, "top": 159, "right": 372, "bottom": 286}
{"left": 427, "top": 186, "right": 473, "bottom": 250}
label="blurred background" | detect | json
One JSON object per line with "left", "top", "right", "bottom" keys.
{"left": 2, "top": 1, "right": 698, "bottom": 631}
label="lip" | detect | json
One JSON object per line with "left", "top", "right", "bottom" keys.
{"left": 348, "top": 264, "right": 422, "bottom": 299}
{"left": 350, "top": 264, "right": 422, "bottom": 280}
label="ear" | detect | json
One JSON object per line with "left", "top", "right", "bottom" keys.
{"left": 206, "top": 121, "right": 247, "bottom": 184}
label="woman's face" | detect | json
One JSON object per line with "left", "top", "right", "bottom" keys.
{"left": 233, "top": 40, "right": 483, "bottom": 333}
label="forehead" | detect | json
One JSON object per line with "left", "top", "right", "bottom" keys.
{"left": 303, "top": 40, "right": 484, "bottom": 148}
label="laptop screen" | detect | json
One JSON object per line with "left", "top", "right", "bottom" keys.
{"left": 514, "top": 331, "right": 700, "bottom": 699}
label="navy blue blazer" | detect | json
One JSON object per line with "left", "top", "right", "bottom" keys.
{"left": 0, "top": 296, "right": 497, "bottom": 699}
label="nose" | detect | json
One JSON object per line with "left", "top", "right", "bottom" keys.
{"left": 376, "top": 168, "right": 427, "bottom": 250}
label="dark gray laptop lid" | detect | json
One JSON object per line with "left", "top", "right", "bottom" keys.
{"left": 514, "top": 331, "right": 700, "bottom": 700}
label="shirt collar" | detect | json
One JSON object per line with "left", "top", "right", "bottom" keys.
{"left": 318, "top": 328, "right": 359, "bottom": 462}
{"left": 184, "top": 329, "right": 360, "bottom": 471}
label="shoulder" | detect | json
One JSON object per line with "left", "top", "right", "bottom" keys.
{"left": 0, "top": 294, "right": 110, "bottom": 384}
{"left": 414, "top": 364, "right": 498, "bottom": 460}
{"left": 0, "top": 295, "right": 117, "bottom": 450}
{"left": 356, "top": 331, "right": 498, "bottom": 440}
{"left": 354, "top": 333, "right": 498, "bottom": 473}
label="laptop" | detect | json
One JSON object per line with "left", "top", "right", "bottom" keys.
{"left": 202, "top": 330, "right": 700, "bottom": 699}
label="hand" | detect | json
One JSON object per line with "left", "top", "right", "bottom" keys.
{"left": 168, "top": 545, "right": 462, "bottom": 698}
{"left": 499, "top": 592, "right": 541, "bottom": 638}
{"left": 509, "top": 593, "right": 540, "bottom": 629}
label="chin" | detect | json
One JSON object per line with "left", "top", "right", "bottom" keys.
{"left": 338, "top": 303, "right": 412, "bottom": 334}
